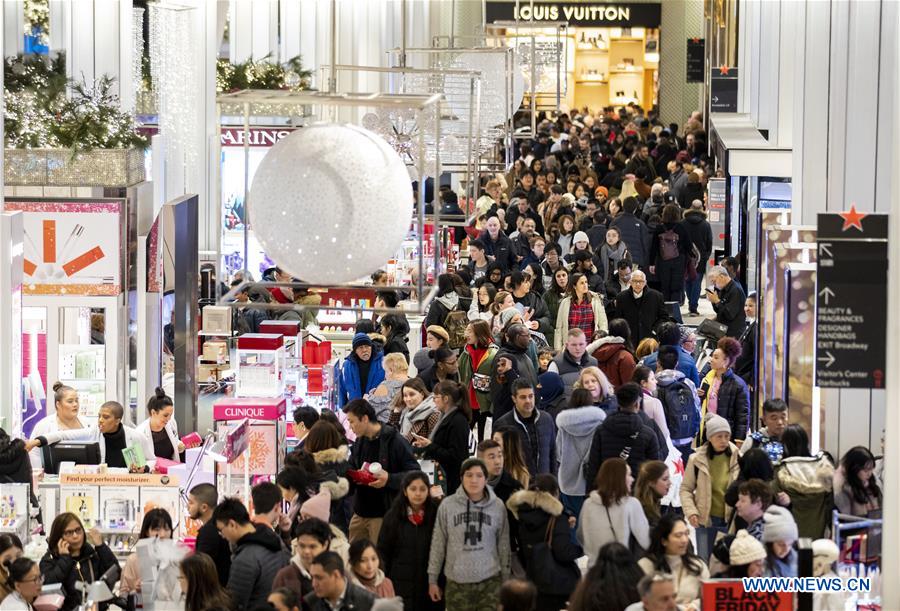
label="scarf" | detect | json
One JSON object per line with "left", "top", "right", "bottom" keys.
{"left": 400, "top": 396, "right": 438, "bottom": 436}
{"left": 428, "top": 407, "right": 458, "bottom": 442}
{"left": 407, "top": 507, "right": 425, "bottom": 526}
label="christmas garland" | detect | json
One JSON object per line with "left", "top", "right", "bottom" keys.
{"left": 216, "top": 54, "right": 313, "bottom": 93}
{"left": 4, "top": 52, "right": 148, "bottom": 151}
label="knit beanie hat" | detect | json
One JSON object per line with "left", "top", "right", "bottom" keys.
{"left": 573, "top": 231, "right": 589, "bottom": 245}
{"left": 704, "top": 412, "right": 731, "bottom": 438}
{"left": 460, "top": 457, "right": 488, "bottom": 479}
{"left": 300, "top": 490, "right": 331, "bottom": 523}
{"left": 812, "top": 539, "right": 839, "bottom": 576}
{"left": 498, "top": 308, "right": 520, "bottom": 329}
{"left": 729, "top": 530, "right": 767, "bottom": 566}
{"left": 352, "top": 332, "right": 373, "bottom": 351}
{"left": 762, "top": 505, "right": 799, "bottom": 544}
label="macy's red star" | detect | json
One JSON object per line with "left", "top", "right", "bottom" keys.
{"left": 719, "top": 65, "right": 730, "bottom": 75}
{"left": 839, "top": 204, "right": 868, "bottom": 232}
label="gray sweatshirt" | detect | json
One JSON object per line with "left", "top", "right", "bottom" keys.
{"left": 428, "top": 486, "right": 510, "bottom": 585}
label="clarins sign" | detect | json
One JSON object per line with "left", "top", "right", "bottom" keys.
{"left": 486, "top": 2, "right": 661, "bottom": 27}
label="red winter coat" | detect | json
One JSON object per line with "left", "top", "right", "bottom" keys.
{"left": 588, "top": 337, "right": 637, "bottom": 388}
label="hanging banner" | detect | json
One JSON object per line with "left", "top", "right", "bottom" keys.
{"left": 710, "top": 66, "right": 739, "bottom": 113}
{"left": 686, "top": 38, "right": 705, "bottom": 83}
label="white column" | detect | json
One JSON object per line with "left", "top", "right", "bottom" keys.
{"left": 229, "top": 0, "right": 278, "bottom": 63}
{"left": 3, "top": 0, "right": 24, "bottom": 56}
{"left": 0, "top": 212, "right": 24, "bottom": 437}
{"left": 51, "top": 0, "right": 133, "bottom": 101}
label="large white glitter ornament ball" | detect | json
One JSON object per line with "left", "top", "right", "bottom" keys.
{"left": 249, "top": 123, "right": 413, "bottom": 284}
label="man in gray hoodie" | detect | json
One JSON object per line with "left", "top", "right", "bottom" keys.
{"left": 428, "top": 457, "right": 510, "bottom": 610}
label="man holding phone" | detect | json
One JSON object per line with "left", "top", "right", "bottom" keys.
{"left": 490, "top": 324, "right": 539, "bottom": 422}
{"left": 706, "top": 265, "right": 746, "bottom": 339}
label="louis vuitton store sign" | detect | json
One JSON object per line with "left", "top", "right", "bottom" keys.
{"left": 486, "top": 2, "right": 661, "bottom": 28}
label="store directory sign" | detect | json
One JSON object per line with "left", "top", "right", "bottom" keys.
{"left": 815, "top": 207, "right": 887, "bottom": 388}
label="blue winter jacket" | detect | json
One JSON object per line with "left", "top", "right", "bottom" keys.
{"left": 641, "top": 346, "right": 701, "bottom": 387}
{"left": 339, "top": 350, "right": 386, "bottom": 406}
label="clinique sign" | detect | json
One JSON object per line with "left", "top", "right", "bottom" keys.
{"left": 485, "top": 2, "right": 661, "bottom": 27}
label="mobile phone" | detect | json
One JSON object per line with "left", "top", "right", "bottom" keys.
{"left": 705, "top": 287, "right": 714, "bottom": 293}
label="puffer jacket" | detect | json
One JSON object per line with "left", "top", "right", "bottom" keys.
{"left": 588, "top": 336, "right": 637, "bottom": 388}
{"left": 339, "top": 350, "right": 386, "bottom": 406}
{"left": 773, "top": 453, "right": 835, "bottom": 538}
{"left": 584, "top": 410, "right": 661, "bottom": 487}
{"left": 228, "top": 525, "right": 291, "bottom": 609}
{"left": 556, "top": 406, "right": 606, "bottom": 496}
{"left": 679, "top": 443, "right": 740, "bottom": 527}
{"left": 506, "top": 490, "right": 582, "bottom": 605}
{"left": 700, "top": 369, "right": 751, "bottom": 442}
{"left": 547, "top": 349, "right": 598, "bottom": 401}
{"left": 553, "top": 293, "right": 609, "bottom": 351}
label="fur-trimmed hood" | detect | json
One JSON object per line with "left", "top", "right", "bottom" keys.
{"left": 320, "top": 477, "right": 350, "bottom": 500}
{"left": 506, "top": 489, "right": 564, "bottom": 519}
{"left": 313, "top": 445, "right": 349, "bottom": 465}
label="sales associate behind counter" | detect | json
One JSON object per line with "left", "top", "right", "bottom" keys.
{"left": 26, "top": 401, "right": 156, "bottom": 471}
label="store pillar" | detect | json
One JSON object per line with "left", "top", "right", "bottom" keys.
{"left": 0, "top": 212, "right": 24, "bottom": 436}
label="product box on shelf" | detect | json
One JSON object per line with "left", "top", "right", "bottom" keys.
{"left": 99, "top": 486, "right": 141, "bottom": 530}
{"left": 235, "top": 333, "right": 285, "bottom": 397}
{"left": 0, "top": 483, "right": 31, "bottom": 542}
{"left": 259, "top": 320, "right": 303, "bottom": 360}
{"left": 202, "top": 305, "right": 233, "bottom": 335}
{"left": 201, "top": 340, "right": 229, "bottom": 363}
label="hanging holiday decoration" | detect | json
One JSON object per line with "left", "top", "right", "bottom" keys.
{"left": 216, "top": 54, "right": 313, "bottom": 93}
{"left": 248, "top": 123, "right": 413, "bottom": 284}
{"left": 450, "top": 51, "right": 525, "bottom": 127}
{"left": 3, "top": 52, "right": 147, "bottom": 152}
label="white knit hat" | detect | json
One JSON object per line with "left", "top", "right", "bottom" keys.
{"left": 704, "top": 412, "right": 731, "bottom": 438}
{"left": 729, "top": 530, "right": 767, "bottom": 565}
{"left": 762, "top": 505, "right": 799, "bottom": 543}
{"left": 573, "top": 231, "right": 589, "bottom": 245}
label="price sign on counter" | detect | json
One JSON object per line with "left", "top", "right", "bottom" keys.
{"left": 815, "top": 206, "right": 887, "bottom": 388}
{"left": 702, "top": 580, "right": 793, "bottom": 610}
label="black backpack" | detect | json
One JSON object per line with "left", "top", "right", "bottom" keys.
{"left": 660, "top": 379, "right": 701, "bottom": 440}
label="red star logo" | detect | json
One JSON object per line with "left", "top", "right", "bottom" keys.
{"left": 839, "top": 204, "right": 868, "bottom": 232}
{"left": 719, "top": 65, "right": 730, "bottom": 75}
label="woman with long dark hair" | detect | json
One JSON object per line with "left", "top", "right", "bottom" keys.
{"left": 377, "top": 472, "right": 442, "bottom": 611}
{"left": 119, "top": 508, "right": 174, "bottom": 596}
{"left": 638, "top": 514, "right": 709, "bottom": 608}
{"left": 348, "top": 539, "right": 395, "bottom": 599}
{"left": 567, "top": 542, "right": 643, "bottom": 611}
{"left": 458, "top": 320, "right": 498, "bottom": 441}
{"left": 633, "top": 460, "right": 671, "bottom": 528}
{"left": 0, "top": 558, "right": 40, "bottom": 610}
{"left": 773, "top": 424, "right": 835, "bottom": 538}
{"left": 387, "top": 378, "right": 441, "bottom": 443}
{"left": 648, "top": 204, "right": 691, "bottom": 302}
{"left": 552, "top": 272, "right": 608, "bottom": 351}
{"left": 179, "top": 553, "right": 233, "bottom": 611}
{"left": 468, "top": 281, "right": 497, "bottom": 322}
{"left": 40, "top": 513, "right": 119, "bottom": 610}
{"left": 834, "top": 446, "right": 882, "bottom": 517}
{"left": 412, "top": 380, "right": 472, "bottom": 494}
{"left": 492, "top": 427, "right": 531, "bottom": 490}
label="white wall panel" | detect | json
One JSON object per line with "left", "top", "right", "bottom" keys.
{"left": 875, "top": 0, "right": 898, "bottom": 213}
{"left": 842, "top": 0, "right": 880, "bottom": 210}
{"left": 798, "top": 0, "right": 830, "bottom": 223}
{"left": 825, "top": 0, "right": 850, "bottom": 211}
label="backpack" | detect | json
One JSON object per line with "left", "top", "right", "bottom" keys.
{"left": 659, "top": 229, "right": 680, "bottom": 261}
{"left": 443, "top": 310, "right": 469, "bottom": 349}
{"left": 660, "top": 379, "right": 701, "bottom": 440}
{"left": 685, "top": 243, "right": 701, "bottom": 281}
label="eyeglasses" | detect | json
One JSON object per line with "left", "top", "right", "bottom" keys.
{"left": 22, "top": 575, "right": 43, "bottom": 584}
{"left": 63, "top": 526, "right": 84, "bottom": 537}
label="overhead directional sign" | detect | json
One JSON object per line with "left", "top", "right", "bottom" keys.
{"left": 710, "top": 65, "right": 738, "bottom": 113}
{"left": 815, "top": 206, "right": 887, "bottom": 388}
{"left": 686, "top": 38, "right": 705, "bottom": 83}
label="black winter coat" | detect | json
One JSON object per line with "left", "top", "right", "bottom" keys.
{"left": 228, "top": 525, "right": 291, "bottom": 609}
{"left": 490, "top": 342, "right": 539, "bottom": 422}
{"left": 680, "top": 210, "right": 713, "bottom": 267}
{"left": 479, "top": 231, "right": 518, "bottom": 272}
{"left": 378, "top": 504, "right": 443, "bottom": 611}
{"left": 40, "top": 542, "right": 120, "bottom": 611}
{"left": 610, "top": 213, "right": 650, "bottom": 268}
{"left": 679, "top": 182, "right": 705, "bottom": 209}
{"left": 507, "top": 490, "right": 582, "bottom": 605}
{"left": 305, "top": 582, "right": 375, "bottom": 611}
{"left": 613, "top": 287, "right": 671, "bottom": 342}
{"left": 708, "top": 369, "right": 751, "bottom": 442}
{"left": 649, "top": 222, "right": 693, "bottom": 267}
{"left": 512, "top": 290, "right": 552, "bottom": 336}
{"left": 713, "top": 279, "right": 747, "bottom": 339}
{"left": 421, "top": 409, "right": 471, "bottom": 493}
{"left": 585, "top": 410, "right": 660, "bottom": 487}
{"left": 196, "top": 518, "right": 232, "bottom": 586}
{"left": 349, "top": 425, "right": 421, "bottom": 518}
